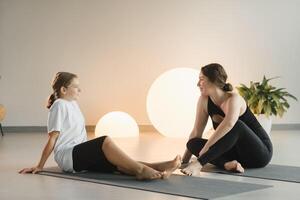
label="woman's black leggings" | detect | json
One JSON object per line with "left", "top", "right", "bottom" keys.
{"left": 186, "top": 120, "right": 273, "bottom": 168}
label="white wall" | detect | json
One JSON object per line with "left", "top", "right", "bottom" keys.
{"left": 0, "top": 0, "right": 299, "bottom": 126}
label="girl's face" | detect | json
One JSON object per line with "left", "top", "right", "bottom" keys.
{"left": 197, "top": 72, "right": 212, "bottom": 96}
{"left": 61, "top": 78, "right": 81, "bottom": 101}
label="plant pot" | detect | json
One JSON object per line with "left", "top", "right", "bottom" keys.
{"left": 256, "top": 114, "right": 272, "bottom": 135}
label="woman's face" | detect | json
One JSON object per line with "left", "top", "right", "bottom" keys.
{"left": 62, "top": 78, "right": 81, "bottom": 101}
{"left": 197, "top": 72, "right": 212, "bottom": 96}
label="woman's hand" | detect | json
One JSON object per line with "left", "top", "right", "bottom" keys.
{"left": 19, "top": 166, "right": 42, "bottom": 174}
{"left": 179, "top": 162, "right": 189, "bottom": 169}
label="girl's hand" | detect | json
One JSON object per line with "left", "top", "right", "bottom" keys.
{"left": 19, "top": 166, "right": 42, "bottom": 174}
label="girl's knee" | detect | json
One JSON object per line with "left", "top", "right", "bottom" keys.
{"left": 102, "top": 135, "right": 113, "bottom": 148}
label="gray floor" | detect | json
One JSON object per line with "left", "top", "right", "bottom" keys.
{"left": 1, "top": 130, "right": 300, "bottom": 200}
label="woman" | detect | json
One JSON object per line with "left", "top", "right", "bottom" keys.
{"left": 19, "top": 72, "right": 181, "bottom": 180}
{"left": 181, "top": 63, "right": 273, "bottom": 176}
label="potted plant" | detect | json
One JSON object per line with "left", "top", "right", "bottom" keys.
{"left": 236, "top": 76, "right": 298, "bottom": 134}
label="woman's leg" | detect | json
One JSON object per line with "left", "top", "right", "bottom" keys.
{"left": 102, "top": 136, "right": 168, "bottom": 180}
{"left": 182, "top": 120, "right": 272, "bottom": 175}
{"left": 182, "top": 137, "right": 241, "bottom": 175}
{"left": 224, "top": 160, "right": 244, "bottom": 172}
{"left": 186, "top": 137, "right": 237, "bottom": 169}
{"left": 198, "top": 120, "right": 272, "bottom": 168}
{"left": 232, "top": 122, "right": 273, "bottom": 168}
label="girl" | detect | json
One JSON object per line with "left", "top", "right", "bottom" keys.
{"left": 19, "top": 72, "right": 181, "bottom": 180}
{"left": 181, "top": 63, "right": 273, "bottom": 176}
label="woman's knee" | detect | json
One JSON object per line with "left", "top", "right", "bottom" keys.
{"left": 229, "top": 120, "right": 250, "bottom": 135}
{"left": 186, "top": 138, "right": 198, "bottom": 150}
{"left": 186, "top": 138, "right": 206, "bottom": 155}
{"left": 233, "top": 120, "right": 247, "bottom": 129}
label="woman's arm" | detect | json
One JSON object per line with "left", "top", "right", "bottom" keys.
{"left": 199, "top": 94, "right": 241, "bottom": 156}
{"left": 182, "top": 96, "right": 209, "bottom": 163}
{"left": 19, "top": 131, "right": 59, "bottom": 174}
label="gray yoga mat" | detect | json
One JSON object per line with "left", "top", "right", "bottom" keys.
{"left": 202, "top": 164, "right": 300, "bottom": 183}
{"left": 39, "top": 167, "right": 271, "bottom": 200}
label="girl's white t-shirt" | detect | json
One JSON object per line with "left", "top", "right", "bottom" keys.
{"left": 47, "top": 99, "right": 87, "bottom": 172}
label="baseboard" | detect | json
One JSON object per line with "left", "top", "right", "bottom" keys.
{"left": 271, "top": 123, "right": 300, "bottom": 131}
{"left": 1, "top": 125, "right": 158, "bottom": 133}
{"left": 86, "top": 125, "right": 158, "bottom": 132}
{"left": 1, "top": 123, "right": 299, "bottom": 133}
{"left": 2, "top": 126, "right": 47, "bottom": 133}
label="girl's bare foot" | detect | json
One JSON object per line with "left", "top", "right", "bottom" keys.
{"left": 136, "top": 165, "right": 165, "bottom": 180}
{"left": 224, "top": 160, "right": 244, "bottom": 173}
{"left": 162, "top": 155, "right": 182, "bottom": 179}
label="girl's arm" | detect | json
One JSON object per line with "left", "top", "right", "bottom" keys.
{"left": 19, "top": 131, "right": 59, "bottom": 174}
{"left": 182, "top": 95, "right": 209, "bottom": 164}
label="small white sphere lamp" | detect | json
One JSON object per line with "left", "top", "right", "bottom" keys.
{"left": 95, "top": 111, "right": 139, "bottom": 138}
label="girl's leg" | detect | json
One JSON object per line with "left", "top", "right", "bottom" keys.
{"left": 140, "top": 155, "right": 182, "bottom": 178}
{"left": 101, "top": 136, "right": 164, "bottom": 180}
{"left": 140, "top": 155, "right": 181, "bottom": 171}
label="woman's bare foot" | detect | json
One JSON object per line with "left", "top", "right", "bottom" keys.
{"left": 224, "top": 160, "right": 244, "bottom": 173}
{"left": 162, "top": 155, "right": 182, "bottom": 179}
{"left": 136, "top": 165, "right": 165, "bottom": 180}
{"left": 180, "top": 160, "right": 202, "bottom": 176}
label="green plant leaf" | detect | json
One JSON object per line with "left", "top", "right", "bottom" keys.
{"left": 238, "top": 76, "right": 297, "bottom": 117}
